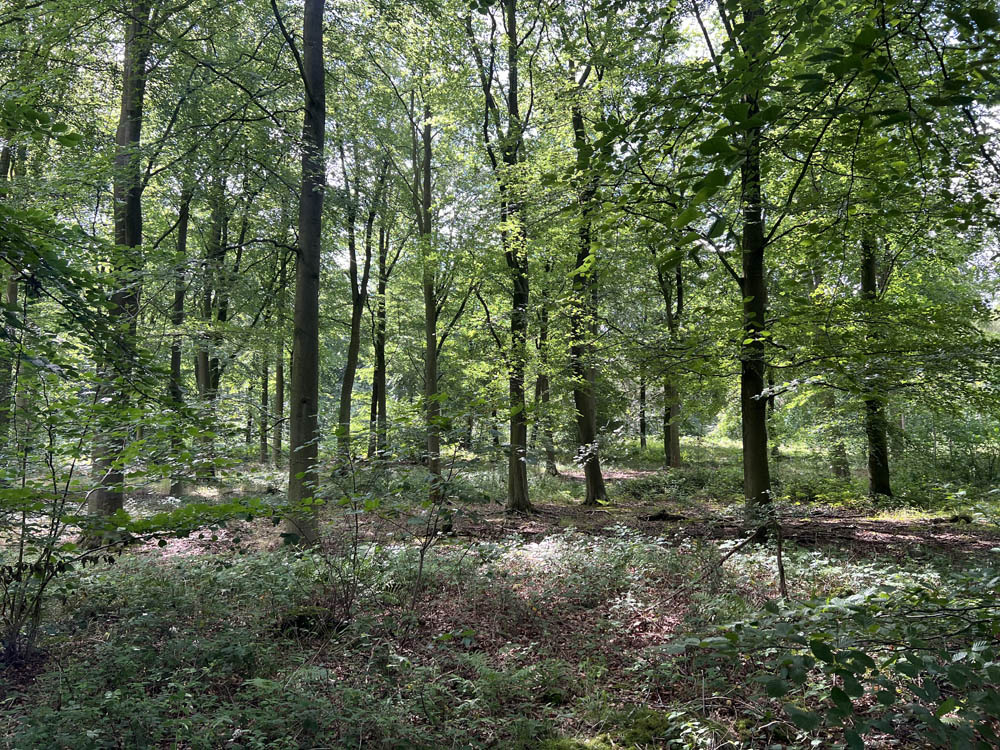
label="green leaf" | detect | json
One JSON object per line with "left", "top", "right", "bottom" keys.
{"left": 810, "top": 640, "right": 835, "bottom": 663}
{"left": 784, "top": 705, "right": 821, "bottom": 731}
{"left": 765, "top": 677, "right": 790, "bottom": 697}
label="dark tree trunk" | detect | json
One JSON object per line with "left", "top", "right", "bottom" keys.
{"left": 336, "top": 148, "right": 384, "bottom": 462}
{"left": 738, "top": 0, "right": 771, "bottom": 528}
{"left": 284, "top": 0, "right": 325, "bottom": 544}
{"left": 638, "top": 375, "right": 647, "bottom": 450}
{"left": 91, "top": 0, "right": 151, "bottom": 517}
{"left": 259, "top": 357, "right": 269, "bottom": 464}
{"left": 414, "top": 108, "right": 442, "bottom": 502}
{"left": 368, "top": 227, "right": 389, "bottom": 458}
{"left": 664, "top": 379, "right": 681, "bottom": 468}
{"left": 466, "top": 0, "right": 532, "bottom": 512}
{"left": 0, "top": 276, "right": 17, "bottom": 452}
{"left": 0, "top": 148, "right": 16, "bottom": 449}
{"left": 536, "top": 292, "right": 558, "bottom": 476}
{"left": 272, "top": 257, "right": 287, "bottom": 466}
{"left": 169, "top": 188, "right": 192, "bottom": 496}
{"left": 861, "top": 236, "right": 892, "bottom": 496}
{"left": 193, "top": 184, "right": 227, "bottom": 481}
{"left": 569, "top": 102, "right": 607, "bottom": 507}
{"left": 654, "top": 257, "right": 683, "bottom": 469}
{"left": 768, "top": 368, "right": 779, "bottom": 458}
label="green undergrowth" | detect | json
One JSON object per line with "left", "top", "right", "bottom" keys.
{"left": 2, "top": 518, "right": 998, "bottom": 748}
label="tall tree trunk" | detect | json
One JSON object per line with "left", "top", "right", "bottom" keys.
{"left": 861, "top": 235, "right": 892, "bottom": 496}
{"left": 638, "top": 374, "right": 647, "bottom": 450}
{"left": 536, "top": 291, "right": 558, "bottom": 476}
{"left": 272, "top": 257, "right": 287, "bottom": 466}
{"left": 654, "top": 258, "right": 683, "bottom": 469}
{"left": 335, "top": 148, "right": 382, "bottom": 462}
{"left": 0, "top": 276, "right": 17, "bottom": 453}
{"left": 664, "top": 379, "right": 682, "bottom": 468}
{"left": 0, "top": 147, "right": 16, "bottom": 449}
{"left": 569, "top": 102, "right": 607, "bottom": 507}
{"left": 416, "top": 107, "right": 442, "bottom": 502}
{"left": 284, "top": 0, "right": 325, "bottom": 544}
{"left": 368, "top": 227, "right": 389, "bottom": 458}
{"left": 169, "top": 188, "right": 192, "bottom": 496}
{"left": 502, "top": 0, "right": 531, "bottom": 513}
{"left": 194, "top": 184, "right": 226, "bottom": 481}
{"left": 738, "top": 0, "right": 771, "bottom": 528}
{"left": 259, "top": 356, "right": 269, "bottom": 464}
{"left": 91, "top": 0, "right": 152, "bottom": 517}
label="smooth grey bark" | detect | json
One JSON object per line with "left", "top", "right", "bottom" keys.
{"left": 283, "top": 0, "right": 325, "bottom": 545}
{"left": 90, "top": 0, "right": 152, "bottom": 517}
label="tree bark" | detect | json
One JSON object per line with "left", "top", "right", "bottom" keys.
{"left": 569, "top": 101, "right": 607, "bottom": 507}
{"left": 169, "top": 188, "right": 192, "bottom": 496}
{"left": 0, "top": 275, "right": 17, "bottom": 453}
{"left": 336, "top": 148, "right": 384, "bottom": 462}
{"left": 414, "top": 107, "right": 442, "bottom": 502}
{"left": 861, "top": 235, "right": 892, "bottom": 496}
{"left": 536, "top": 289, "right": 558, "bottom": 476}
{"left": 272, "top": 256, "right": 287, "bottom": 466}
{"left": 0, "top": 148, "right": 16, "bottom": 449}
{"left": 738, "top": 0, "right": 772, "bottom": 528}
{"left": 638, "top": 375, "right": 647, "bottom": 450}
{"left": 90, "top": 0, "right": 152, "bottom": 517}
{"left": 259, "top": 356, "right": 269, "bottom": 464}
{"left": 284, "top": 0, "right": 325, "bottom": 545}
{"left": 368, "top": 226, "right": 390, "bottom": 458}
{"left": 664, "top": 379, "right": 681, "bottom": 468}
{"left": 654, "top": 256, "right": 683, "bottom": 468}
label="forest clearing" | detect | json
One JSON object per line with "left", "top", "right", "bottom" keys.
{"left": 2, "top": 0, "right": 1000, "bottom": 747}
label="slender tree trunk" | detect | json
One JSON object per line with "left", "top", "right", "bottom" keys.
{"left": 169, "top": 188, "right": 192, "bottom": 496}
{"left": 768, "top": 368, "right": 779, "bottom": 458}
{"left": 272, "top": 258, "right": 287, "bottom": 466}
{"left": 259, "top": 356, "right": 269, "bottom": 464}
{"left": 502, "top": 0, "right": 531, "bottom": 513}
{"left": 245, "top": 384, "right": 254, "bottom": 446}
{"left": 536, "top": 295, "right": 558, "bottom": 476}
{"left": 0, "top": 148, "right": 17, "bottom": 449}
{"left": 415, "top": 108, "right": 442, "bottom": 503}
{"left": 368, "top": 228, "right": 389, "bottom": 458}
{"left": 284, "top": 0, "right": 325, "bottom": 544}
{"left": 491, "top": 409, "right": 502, "bottom": 447}
{"left": 638, "top": 375, "right": 647, "bottom": 450}
{"left": 194, "top": 184, "right": 226, "bottom": 481}
{"left": 654, "top": 257, "right": 683, "bottom": 468}
{"left": 738, "top": 0, "right": 771, "bottom": 528}
{"left": 664, "top": 379, "right": 682, "bottom": 468}
{"left": 90, "top": 0, "right": 152, "bottom": 517}
{"left": 336, "top": 149, "right": 382, "bottom": 462}
{"left": 569, "top": 102, "right": 607, "bottom": 507}
{"left": 0, "top": 276, "right": 17, "bottom": 452}
{"left": 861, "top": 235, "right": 892, "bottom": 496}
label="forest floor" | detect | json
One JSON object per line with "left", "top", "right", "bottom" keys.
{"left": 3, "top": 442, "right": 999, "bottom": 749}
